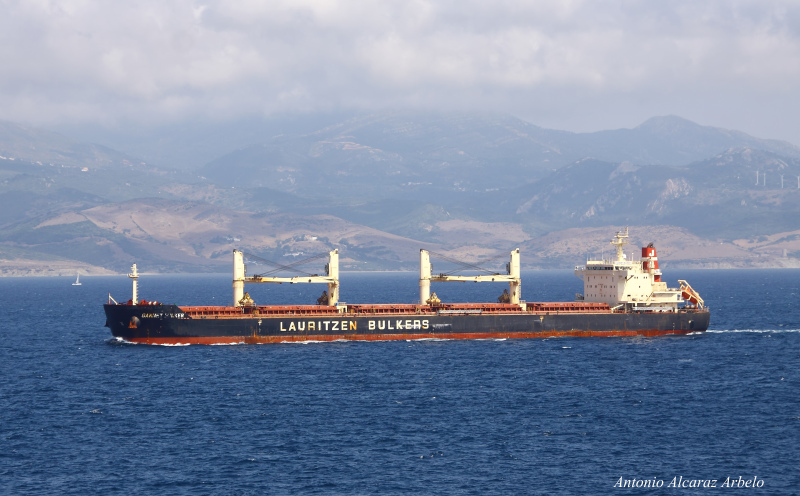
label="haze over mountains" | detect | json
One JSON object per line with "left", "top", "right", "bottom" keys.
{"left": 1, "top": 113, "right": 799, "bottom": 276}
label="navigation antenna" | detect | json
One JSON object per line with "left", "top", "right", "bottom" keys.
{"left": 610, "top": 227, "right": 629, "bottom": 262}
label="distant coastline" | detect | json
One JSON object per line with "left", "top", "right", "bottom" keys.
{"left": 2, "top": 260, "right": 798, "bottom": 277}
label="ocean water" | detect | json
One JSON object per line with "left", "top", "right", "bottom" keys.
{"left": 1, "top": 270, "right": 798, "bottom": 495}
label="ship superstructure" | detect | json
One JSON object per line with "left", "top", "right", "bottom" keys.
{"left": 574, "top": 228, "right": 703, "bottom": 312}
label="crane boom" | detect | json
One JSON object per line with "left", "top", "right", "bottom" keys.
{"left": 233, "top": 249, "right": 339, "bottom": 306}
{"left": 420, "top": 249, "right": 521, "bottom": 305}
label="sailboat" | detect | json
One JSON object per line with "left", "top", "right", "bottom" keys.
{"left": 73, "top": 273, "right": 82, "bottom": 286}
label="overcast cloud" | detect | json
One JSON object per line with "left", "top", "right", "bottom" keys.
{"left": 2, "top": 0, "right": 800, "bottom": 143}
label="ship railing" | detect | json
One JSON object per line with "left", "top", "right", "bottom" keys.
{"left": 179, "top": 306, "right": 246, "bottom": 317}
{"left": 527, "top": 302, "right": 611, "bottom": 313}
{"left": 349, "top": 305, "right": 437, "bottom": 315}
{"left": 630, "top": 305, "right": 676, "bottom": 313}
{"left": 253, "top": 305, "right": 341, "bottom": 316}
{"left": 180, "top": 304, "right": 345, "bottom": 317}
{"left": 438, "top": 309, "right": 483, "bottom": 315}
{"left": 346, "top": 303, "right": 526, "bottom": 315}
{"left": 435, "top": 303, "right": 524, "bottom": 314}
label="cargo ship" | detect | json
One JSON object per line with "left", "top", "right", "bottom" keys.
{"left": 104, "top": 229, "right": 709, "bottom": 344}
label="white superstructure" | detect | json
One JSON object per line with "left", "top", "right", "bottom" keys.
{"left": 574, "top": 228, "right": 702, "bottom": 312}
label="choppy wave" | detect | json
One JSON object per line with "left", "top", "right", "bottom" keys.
{"left": 4, "top": 270, "right": 800, "bottom": 495}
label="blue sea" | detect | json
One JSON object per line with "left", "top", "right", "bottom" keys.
{"left": 1, "top": 270, "right": 798, "bottom": 495}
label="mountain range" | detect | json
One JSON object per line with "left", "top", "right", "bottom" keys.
{"left": 1, "top": 113, "right": 799, "bottom": 277}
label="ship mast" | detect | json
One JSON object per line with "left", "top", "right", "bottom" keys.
{"left": 128, "top": 263, "right": 139, "bottom": 305}
{"left": 611, "top": 228, "right": 629, "bottom": 262}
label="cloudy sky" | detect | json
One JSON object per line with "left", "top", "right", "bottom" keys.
{"left": 2, "top": 0, "right": 800, "bottom": 143}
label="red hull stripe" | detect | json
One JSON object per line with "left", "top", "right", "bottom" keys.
{"left": 123, "top": 329, "right": 697, "bottom": 345}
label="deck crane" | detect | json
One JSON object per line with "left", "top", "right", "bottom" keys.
{"left": 419, "top": 249, "right": 521, "bottom": 306}
{"left": 232, "top": 249, "right": 339, "bottom": 307}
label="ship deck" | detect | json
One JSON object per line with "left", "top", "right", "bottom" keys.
{"left": 175, "top": 301, "right": 618, "bottom": 318}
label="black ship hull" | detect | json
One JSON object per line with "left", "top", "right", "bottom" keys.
{"left": 104, "top": 304, "right": 710, "bottom": 345}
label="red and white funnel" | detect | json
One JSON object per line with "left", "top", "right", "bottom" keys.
{"left": 641, "top": 243, "right": 662, "bottom": 282}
